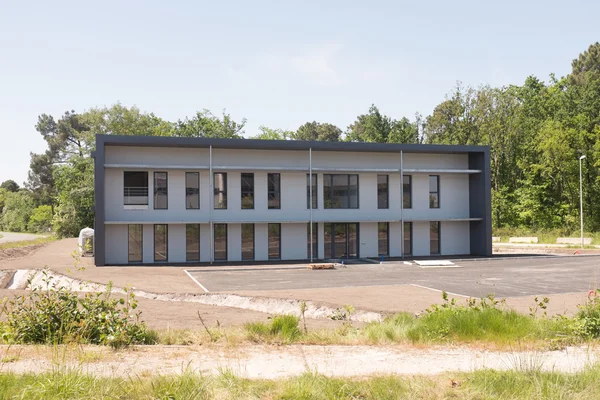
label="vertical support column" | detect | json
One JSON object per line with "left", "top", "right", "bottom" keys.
{"left": 400, "top": 150, "right": 404, "bottom": 258}
{"left": 209, "top": 145, "right": 213, "bottom": 263}
{"left": 92, "top": 136, "right": 106, "bottom": 266}
{"left": 309, "top": 148, "right": 313, "bottom": 262}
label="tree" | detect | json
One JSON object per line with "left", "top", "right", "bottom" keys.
{"left": 175, "top": 109, "right": 246, "bottom": 138}
{"left": 346, "top": 105, "right": 419, "bottom": 143}
{"left": 83, "top": 104, "right": 174, "bottom": 137}
{"left": 251, "top": 126, "right": 293, "bottom": 140}
{"left": 293, "top": 122, "right": 341, "bottom": 141}
{"left": 0, "top": 180, "right": 19, "bottom": 192}
{"left": 0, "top": 191, "right": 35, "bottom": 232}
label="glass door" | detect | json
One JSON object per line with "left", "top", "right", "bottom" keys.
{"left": 324, "top": 223, "right": 359, "bottom": 259}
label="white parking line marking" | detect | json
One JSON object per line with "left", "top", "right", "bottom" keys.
{"left": 184, "top": 270, "right": 210, "bottom": 293}
{"left": 409, "top": 284, "right": 469, "bottom": 298}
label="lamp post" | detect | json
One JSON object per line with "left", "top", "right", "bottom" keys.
{"left": 579, "top": 155, "right": 586, "bottom": 248}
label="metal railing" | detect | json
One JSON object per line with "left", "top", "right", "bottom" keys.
{"left": 124, "top": 187, "right": 149, "bottom": 205}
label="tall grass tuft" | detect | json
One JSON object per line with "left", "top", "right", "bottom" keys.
{"left": 245, "top": 315, "right": 301, "bottom": 344}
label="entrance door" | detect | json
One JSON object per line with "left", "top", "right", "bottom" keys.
{"left": 324, "top": 223, "right": 359, "bottom": 259}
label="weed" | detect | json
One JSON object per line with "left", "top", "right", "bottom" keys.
{"left": 575, "top": 289, "right": 600, "bottom": 338}
{"left": 245, "top": 315, "right": 301, "bottom": 344}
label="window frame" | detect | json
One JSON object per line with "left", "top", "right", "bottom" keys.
{"left": 214, "top": 172, "right": 228, "bottom": 209}
{"left": 403, "top": 222, "right": 413, "bottom": 256}
{"left": 153, "top": 224, "right": 168, "bottom": 262}
{"left": 268, "top": 223, "right": 281, "bottom": 260}
{"left": 378, "top": 222, "right": 389, "bottom": 257}
{"left": 323, "top": 174, "right": 359, "bottom": 209}
{"left": 430, "top": 221, "right": 441, "bottom": 255}
{"left": 128, "top": 224, "right": 143, "bottom": 263}
{"left": 185, "top": 172, "right": 200, "bottom": 210}
{"left": 403, "top": 175, "right": 412, "bottom": 209}
{"left": 153, "top": 171, "right": 168, "bottom": 210}
{"left": 306, "top": 174, "right": 318, "bottom": 209}
{"left": 429, "top": 175, "right": 440, "bottom": 209}
{"left": 307, "top": 222, "right": 318, "bottom": 259}
{"left": 213, "top": 223, "right": 228, "bottom": 261}
{"left": 241, "top": 173, "right": 255, "bottom": 210}
{"left": 377, "top": 175, "right": 389, "bottom": 209}
{"left": 124, "top": 171, "right": 149, "bottom": 206}
{"left": 241, "top": 223, "right": 255, "bottom": 261}
{"left": 268, "top": 173, "right": 281, "bottom": 210}
{"left": 185, "top": 223, "right": 200, "bottom": 262}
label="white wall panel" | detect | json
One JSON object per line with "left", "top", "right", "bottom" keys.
{"left": 281, "top": 223, "right": 306, "bottom": 260}
{"left": 359, "top": 222, "right": 378, "bottom": 258}
{"left": 168, "top": 224, "right": 186, "bottom": 263}
{"left": 441, "top": 221, "right": 470, "bottom": 255}
{"left": 104, "top": 224, "right": 128, "bottom": 265}
{"left": 412, "top": 221, "right": 430, "bottom": 257}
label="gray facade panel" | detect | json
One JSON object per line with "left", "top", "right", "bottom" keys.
{"left": 468, "top": 151, "right": 493, "bottom": 256}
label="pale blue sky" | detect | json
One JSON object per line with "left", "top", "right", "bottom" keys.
{"left": 1, "top": 0, "right": 598, "bottom": 185}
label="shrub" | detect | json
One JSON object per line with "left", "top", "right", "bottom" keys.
{"left": 0, "top": 270, "right": 156, "bottom": 348}
{"left": 245, "top": 315, "right": 300, "bottom": 343}
{"left": 576, "top": 289, "right": 600, "bottom": 338}
{"left": 28, "top": 205, "right": 53, "bottom": 233}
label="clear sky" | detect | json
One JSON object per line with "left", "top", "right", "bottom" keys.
{"left": 1, "top": 0, "right": 598, "bottom": 185}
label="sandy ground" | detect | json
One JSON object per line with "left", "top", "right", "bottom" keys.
{"left": 0, "top": 344, "right": 597, "bottom": 378}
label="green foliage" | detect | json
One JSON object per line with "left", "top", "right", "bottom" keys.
{"left": 52, "top": 156, "right": 94, "bottom": 238}
{"left": 0, "top": 190, "right": 35, "bottom": 232}
{"left": 0, "top": 180, "right": 19, "bottom": 192}
{"left": 575, "top": 289, "right": 600, "bottom": 338}
{"left": 0, "top": 271, "right": 156, "bottom": 348}
{"left": 28, "top": 205, "right": 53, "bottom": 233}
{"left": 252, "top": 125, "right": 293, "bottom": 140}
{"left": 175, "top": 109, "right": 246, "bottom": 138}
{"left": 245, "top": 315, "right": 301, "bottom": 343}
{"left": 293, "top": 121, "right": 342, "bottom": 141}
{"left": 346, "top": 104, "right": 420, "bottom": 144}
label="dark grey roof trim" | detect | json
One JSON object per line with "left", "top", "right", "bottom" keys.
{"left": 97, "top": 134, "right": 489, "bottom": 154}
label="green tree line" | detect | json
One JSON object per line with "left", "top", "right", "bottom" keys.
{"left": 2, "top": 43, "right": 599, "bottom": 237}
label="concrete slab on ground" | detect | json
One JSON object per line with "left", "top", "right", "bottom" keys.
{"left": 187, "top": 256, "right": 600, "bottom": 298}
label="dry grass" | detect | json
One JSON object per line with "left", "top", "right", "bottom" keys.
{"left": 0, "top": 235, "right": 56, "bottom": 250}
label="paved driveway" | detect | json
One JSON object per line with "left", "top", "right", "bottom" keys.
{"left": 0, "top": 232, "right": 45, "bottom": 244}
{"left": 186, "top": 255, "right": 600, "bottom": 298}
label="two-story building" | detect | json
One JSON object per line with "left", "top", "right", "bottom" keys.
{"left": 92, "top": 134, "right": 491, "bottom": 266}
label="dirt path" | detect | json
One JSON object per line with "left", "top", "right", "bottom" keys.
{"left": 0, "top": 344, "right": 597, "bottom": 378}
{"left": 0, "top": 232, "right": 46, "bottom": 244}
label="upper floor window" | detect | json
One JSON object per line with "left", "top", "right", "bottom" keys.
{"left": 403, "top": 175, "right": 412, "bottom": 209}
{"left": 241, "top": 173, "right": 254, "bottom": 209}
{"left": 124, "top": 171, "right": 148, "bottom": 205}
{"left": 323, "top": 174, "right": 358, "bottom": 209}
{"left": 429, "top": 175, "right": 440, "bottom": 208}
{"left": 377, "top": 175, "right": 388, "bottom": 209}
{"left": 154, "top": 172, "right": 168, "bottom": 209}
{"left": 214, "top": 172, "right": 227, "bottom": 209}
{"left": 307, "top": 174, "right": 317, "bottom": 209}
{"left": 268, "top": 173, "right": 281, "bottom": 209}
{"left": 185, "top": 172, "right": 199, "bottom": 209}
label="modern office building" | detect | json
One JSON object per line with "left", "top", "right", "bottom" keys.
{"left": 92, "top": 134, "right": 491, "bottom": 266}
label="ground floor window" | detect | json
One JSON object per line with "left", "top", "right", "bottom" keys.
{"left": 430, "top": 221, "right": 440, "bottom": 255}
{"left": 128, "top": 224, "right": 143, "bottom": 262}
{"left": 404, "top": 222, "right": 412, "bottom": 256}
{"left": 214, "top": 224, "right": 227, "bottom": 261}
{"left": 307, "top": 222, "right": 317, "bottom": 259}
{"left": 268, "top": 223, "right": 281, "bottom": 259}
{"left": 324, "top": 223, "right": 359, "bottom": 259}
{"left": 154, "top": 224, "right": 168, "bottom": 262}
{"left": 378, "top": 222, "right": 389, "bottom": 257}
{"left": 241, "top": 223, "right": 255, "bottom": 260}
{"left": 186, "top": 224, "right": 200, "bottom": 261}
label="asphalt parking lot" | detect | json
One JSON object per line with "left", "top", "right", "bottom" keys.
{"left": 186, "top": 255, "right": 600, "bottom": 298}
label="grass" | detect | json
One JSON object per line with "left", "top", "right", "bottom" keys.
{"left": 0, "top": 235, "right": 56, "bottom": 250}
{"left": 0, "top": 366, "right": 599, "bottom": 399}
{"left": 493, "top": 227, "right": 600, "bottom": 244}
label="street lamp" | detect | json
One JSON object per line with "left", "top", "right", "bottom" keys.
{"left": 579, "top": 155, "right": 586, "bottom": 248}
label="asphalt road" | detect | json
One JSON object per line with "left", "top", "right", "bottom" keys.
{"left": 187, "top": 255, "right": 600, "bottom": 297}
{"left": 0, "top": 232, "right": 45, "bottom": 244}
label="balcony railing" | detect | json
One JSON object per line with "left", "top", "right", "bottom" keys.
{"left": 124, "top": 187, "right": 149, "bottom": 205}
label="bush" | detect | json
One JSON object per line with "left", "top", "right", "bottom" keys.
{"left": 28, "top": 205, "right": 53, "bottom": 233}
{"left": 245, "top": 315, "right": 301, "bottom": 343}
{"left": 0, "top": 191, "right": 34, "bottom": 232}
{"left": 0, "top": 270, "right": 156, "bottom": 348}
{"left": 576, "top": 289, "right": 600, "bottom": 338}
